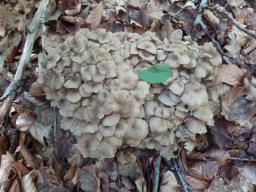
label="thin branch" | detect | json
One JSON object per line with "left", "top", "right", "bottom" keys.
{"left": 191, "top": 0, "right": 208, "bottom": 39}
{"left": 215, "top": 5, "right": 256, "bottom": 39}
{"left": 153, "top": 155, "right": 162, "bottom": 192}
{"left": 229, "top": 156, "right": 256, "bottom": 162}
{"left": 0, "top": 0, "right": 49, "bottom": 127}
{"left": 171, "top": 158, "right": 189, "bottom": 192}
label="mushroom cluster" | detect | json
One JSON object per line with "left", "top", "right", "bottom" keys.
{"left": 41, "top": 28, "right": 222, "bottom": 159}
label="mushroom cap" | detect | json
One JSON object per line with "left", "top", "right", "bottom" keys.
{"left": 98, "top": 137, "right": 122, "bottom": 158}
{"left": 168, "top": 81, "right": 185, "bottom": 96}
{"left": 181, "top": 82, "right": 208, "bottom": 108}
{"left": 193, "top": 104, "right": 214, "bottom": 126}
{"left": 185, "top": 117, "right": 207, "bottom": 134}
{"left": 102, "top": 114, "right": 120, "bottom": 127}
{"left": 134, "top": 81, "right": 150, "bottom": 100}
{"left": 144, "top": 101, "right": 158, "bottom": 117}
{"left": 156, "top": 50, "right": 167, "bottom": 60}
{"left": 119, "top": 70, "right": 138, "bottom": 90}
{"left": 99, "top": 125, "right": 116, "bottom": 137}
{"left": 137, "top": 41, "right": 157, "bottom": 54}
{"left": 46, "top": 53, "right": 61, "bottom": 69}
{"left": 149, "top": 117, "right": 169, "bottom": 133}
{"left": 126, "top": 118, "right": 148, "bottom": 140}
{"left": 64, "top": 77, "right": 81, "bottom": 88}
{"left": 138, "top": 50, "right": 155, "bottom": 61}
{"left": 66, "top": 91, "right": 82, "bottom": 103}
{"left": 158, "top": 91, "right": 176, "bottom": 106}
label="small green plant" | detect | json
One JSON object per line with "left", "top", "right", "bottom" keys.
{"left": 138, "top": 64, "right": 171, "bottom": 84}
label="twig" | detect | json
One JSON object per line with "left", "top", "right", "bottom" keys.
{"left": 0, "top": 0, "right": 49, "bottom": 127}
{"left": 215, "top": 5, "right": 256, "bottom": 39}
{"left": 153, "top": 155, "right": 162, "bottom": 192}
{"left": 229, "top": 156, "right": 256, "bottom": 162}
{"left": 192, "top": 0, "right": 208, "bottom": 39}
{"left": 53, "top": 107, "right": 59, "bottom": 157}
{"left": 171, "top": 158, "right": 189, "bottom": 192}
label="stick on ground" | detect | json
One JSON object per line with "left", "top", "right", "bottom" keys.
{"left": 215, "top": 5, "right": 256, "bottom": 39}
{"left": 153, "top": 155, "right": 162, "bottom": 192}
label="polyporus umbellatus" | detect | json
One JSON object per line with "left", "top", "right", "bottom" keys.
{"left": 40, "top": 28, "right": 222, "bottom": 159}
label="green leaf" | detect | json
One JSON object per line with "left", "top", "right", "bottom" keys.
{"left": 138, "top": 64, "right": 171, "bottom": 84}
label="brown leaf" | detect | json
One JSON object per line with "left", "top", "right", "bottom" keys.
{"left": 77, "top": 166, "right": 100, "bottom": 192}
{"left": 237, "top": 165, "right": 256, "bottom": 185}
{"left": 218, "top": 64, "right": 245, "bottom": 86}
{"left": 11, "top": 161, "right": 30, "bottom": 177}
{"left": 22, "top": 170, "right": 37, "bottom": 192}
{"left": 64, "top": 165, "right": 76, "bottom": 181}
{"left": 160, "top": 170, "right": 179, "bottom": 192}
{"left": 185, "top": 175, "right": 209, "bottom": 190}
{"left": 35, "top": 168, "right": 68, "bottom": 191}
{"left": 0, "top": 152, "right": 14, "bottom": 191}
{"left": 221, "top": 87, "right": 256, "bottom": 125}
{"left": 189, "top": 160, "right": 218, "bottom": 181}
{"left": 19, "top": 145, "right": 40, "bottom": 169}
{"left": 86, "top": 4, "right": 103, "bottom": 29}
{"left": 29, "top": 82, "right": 45, "bottom": 98}
{"left": 8, "top": 178, "right": 22, "bottom": 192}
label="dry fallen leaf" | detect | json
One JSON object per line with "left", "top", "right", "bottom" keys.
{"left": 221, "top": 87, "right": 256, "bottom": 125}
{"left": 0, "top": 152, "right": 14, "bottom": 191}
{"left": 19, "top": 145, "right": 40, "bottom": 169}
{"left": 218, "top": 64, "right": 245, "bottom": 86}
{"left": 159, "top": 170, "right": 179, "bottom": 192}
{"left": 185, "top": 175, "right": 209, "bottom": 190}
{"left": 189, "top": 160, "right": 218, "bottom": 181}
{"left": 237, "top": 165, "right": 256, "bottom": 185}
{"left": 64, "top": 165, "right": 76, "bottom": 181}
{"left": 208, "top": 174, "right": 254, "bottom": 192}
{"left": 86, "top": 3, "right": 103, "bottom": 29}
{"left": 22, "top": 171, "right": 38, "bottom": 192}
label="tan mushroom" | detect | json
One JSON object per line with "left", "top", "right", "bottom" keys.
{"left": 185, "top": 117, "right": 207, "bottom": 134}
{"left": 149, "top": 117, "right": 169, "bottom": 133}
{"left": 126, "top": 118, "right": 148, "bottom": 140}
{"left": 41, "top": 29, "right": 222, "bottom": 159}
{"left": 181, "top": 82, "right": 208, "bottom": 108}
{"left": 66, "top": 91, "right": 82, "bottom": 103}
{"left": 137, "top": 41, "right": 157, "bottom": 54}
{"left": 168, "top": 81, "right": 185, "bottom": 96}
{"left": 102, "top": 114, "right": 120, "bottom": 127}
{"left": 64, "top": 76, "right": 81, "bottom": 89}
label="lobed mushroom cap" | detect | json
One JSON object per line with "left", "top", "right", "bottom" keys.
{"left": 41, "top": 29, "right": 222, "bottom": 159}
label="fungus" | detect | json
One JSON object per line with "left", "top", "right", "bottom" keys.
{"left": 102, "top": 114, "right": 120, "bottom": 127}
{"left": 46, "top": 53, "right": 61, "bottom": 69}
{"left": 41, "top": 29, "right": 221, "bottom": 159}
{"left": 181, "top": 82, "right": 208, "bottom": 108}
{"left": 168, "top": 81, "right": 185, "bottom": 96}
{"left": 64, "top": 76, "right": 81, "bottom": 89}
{"left": 149, "top": 117, "right": 169, "bottom": 133}
{"left": 66, "top": 91, "right": 82, "bottom": 103}
{"left": 137, "top": 41, "right": 157, "bottom": 54}
{"left": 126, "top": 118, "right": 148, "bottom": 140}
{"left": 185, "top": 117, "right": 207, "bottom": 134}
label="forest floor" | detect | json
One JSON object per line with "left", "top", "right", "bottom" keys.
{"left": 1, "top": 0, "right": 256, "bottom": 191}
